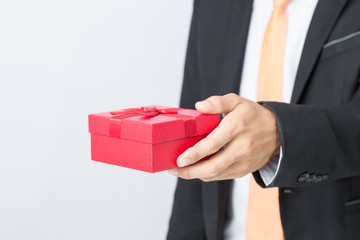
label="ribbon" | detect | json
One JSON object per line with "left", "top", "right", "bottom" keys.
{"left": 109, "top": 107, "right": 196, "bottom": 140}
{"left": 110, "top": 107, "right": 179, "bottom": 117}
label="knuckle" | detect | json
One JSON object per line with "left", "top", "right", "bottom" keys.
{"left": 236, "top": 172, "right": 247, "bottom": 179}
{"left": 227, "top": 93, "right": 238, "bottom": 99}
{"left": 207, "top": 137, "right": 219, "bottom": 153}
{"left": 228, "top": 120, "right": 242, "bottom": 137}
{"left": 228, "top": 150, "right": 239, "bottom": 163}
{"left": 200, "top": 177, "right": 212, "bottom": 182}
{"left": 209, "top": 95, "right": 222, "bottom": 107}
{"left": 207, "top": 164, "right": 222, "bottom": 177}
{"left": 234, "top": 119, "right": 246, "bottom": 134}
{"left": 233, "top": 162, "right": 248, "bottom": 175}
{"left": 240, "top": 160, "right": 252, "bottom": 171}
{"left": 229, "top": 161, "right": 248, "bottom": 176}
{"left": 242, "top": 141, "right": 255, "bottom": 156}
{"left": 180, "top": 170, "right": 191, "bottom": 180}
{"left": 190, "top": 147, "right": 201, "bottom": 161}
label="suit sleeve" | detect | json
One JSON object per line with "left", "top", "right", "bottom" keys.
{"left": 167, "top": 1, "right": 206, "bottom": 239}
{"left": 253, "top": 85, "right": 360, "bottom": 188}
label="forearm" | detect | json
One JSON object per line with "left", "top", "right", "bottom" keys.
{"left": 255, "top": 102, "right": 360, "bottom": 188}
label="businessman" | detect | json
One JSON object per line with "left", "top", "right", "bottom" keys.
{"left": 167, "top": 0, "right": 360, "bottom": 239}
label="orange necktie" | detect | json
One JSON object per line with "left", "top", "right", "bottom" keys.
{"left": 245, "top": 0, "right": 291, "bottom": 239}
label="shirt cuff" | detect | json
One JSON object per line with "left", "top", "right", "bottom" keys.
{"left": 258, "top": 147, "right": 283, "bottom": 186}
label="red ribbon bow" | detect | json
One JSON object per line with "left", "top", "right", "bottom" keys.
{"left": 110, "top": 107, "right": 179, "bottom": 117}
{"left": 108, "top": 106, "right": 196, "bottom": 140}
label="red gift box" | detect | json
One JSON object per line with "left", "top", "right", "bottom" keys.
{"left": 88, "top": 105, "right": 220, "bottom": 173}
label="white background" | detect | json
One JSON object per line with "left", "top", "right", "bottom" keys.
{"left": 0, "top": 0, "right": 193, "bottom": 239}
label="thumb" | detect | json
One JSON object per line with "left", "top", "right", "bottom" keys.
{"left": 195, "top": 93, "right": 244, "bottom": 114}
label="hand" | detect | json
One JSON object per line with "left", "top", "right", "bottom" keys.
{"left": 168, "top": 93, "right": 281, "bottom": 182}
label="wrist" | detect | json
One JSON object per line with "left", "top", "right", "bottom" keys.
{"left": 261, "top": 104, "right": 281, "bottom": 158}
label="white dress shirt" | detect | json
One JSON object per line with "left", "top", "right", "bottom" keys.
{"left": 224, "top": 0, "right": 318, "bottom": 239}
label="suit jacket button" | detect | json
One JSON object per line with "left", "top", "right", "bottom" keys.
{"left": 308, "top": 174, "right": 317, "bottom": 183}
{"left": 298, "top": 173, "right": 309, "bottom": 182}
{"left": 283, "top": 188, "right": 295, "bottom": 196}
{"left": 315, "top": 175, "right": 323, "bottom": 182}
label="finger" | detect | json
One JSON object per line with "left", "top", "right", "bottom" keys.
{"left": 173, "top": 135, "right": 257, "bottom": 180}
{"left": 195, "top": 93, "right": 245, "bottom": 114}
{"left": 198, "top": 137, "right": 267, "bottom": 181}
{"left": 200, "top": 161, "right": 248, "bottom": 182}
{"left": 176, "top": 115, "right": 237, "bottom": 167}
{"left": 188, "top": 141, "right": 247, "bottom": 181}
{"left": 205, "top": 167, "right": 253, "bottom": 182}
{"left": 175, "top": 146, "right": 235, "bottom": 180}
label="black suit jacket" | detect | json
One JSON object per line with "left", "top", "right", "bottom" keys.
{"left": 167, "top": 0, "right": 360, "bottom": 239}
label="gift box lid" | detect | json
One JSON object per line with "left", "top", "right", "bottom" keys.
{"left": 88, "top": 105, "right": 219, "bottom": 144}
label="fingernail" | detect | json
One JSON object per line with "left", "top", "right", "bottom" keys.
{"left": 178, "top": 159, "right": 190, "bottom": 167}
{"left": 196, "top": 101, "right": 211, "bottom": 109}
{"left": 168, "top": 169, "right": 178, "bottom": 176}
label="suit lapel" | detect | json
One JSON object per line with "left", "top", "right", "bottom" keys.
{"left": 291, "top": 0, "right": 349, "bottom": 103}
